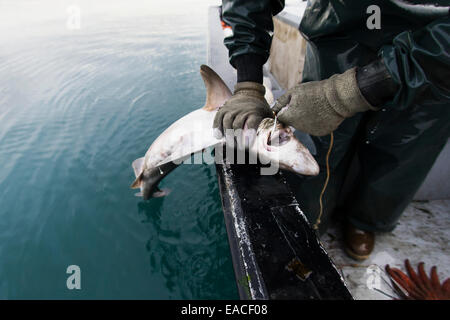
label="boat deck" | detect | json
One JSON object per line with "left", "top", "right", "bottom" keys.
{"left": 322, "top": 200, "right": 450, "bottom": 299}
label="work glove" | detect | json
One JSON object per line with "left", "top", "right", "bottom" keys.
{"left": 213, "top": 81, "right": 273, "bottom": 147}
{"left": 272, "top": 67, "right": 376, "bottom": 136}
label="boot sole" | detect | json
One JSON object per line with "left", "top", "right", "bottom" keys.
{"left": 344, "top": 246, "right": 370, "bottom": 261}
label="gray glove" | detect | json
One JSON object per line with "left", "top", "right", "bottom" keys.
{"left": 273, "top": 67, "right": 376, "bottom": 136}
{"left": 213, "top": 82, "right": 272, "bottom": 144}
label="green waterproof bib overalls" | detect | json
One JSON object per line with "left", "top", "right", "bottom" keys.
{"left": 222, "top": 0, "right": 450, "bottom": 234}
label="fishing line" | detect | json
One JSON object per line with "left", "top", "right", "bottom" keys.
{"left": 270, "top": 106, "right": 332, "bottom": 231}
{"left": 313, "top": 132, "right": 334, "bottom": 230}
{"left": 270, "top": 113, "right": 278, "bottom": 139}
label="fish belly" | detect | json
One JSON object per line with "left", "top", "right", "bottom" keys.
{"left": 144, "top": 109, "right": 221, "bottom": 168}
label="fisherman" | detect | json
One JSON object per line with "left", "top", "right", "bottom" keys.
{"left": 214, "top": 0, "right": 450, "bottom": 260}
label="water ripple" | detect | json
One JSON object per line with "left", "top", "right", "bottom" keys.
{"left": 0, "top": 0, "right": 236, "bottom": 299}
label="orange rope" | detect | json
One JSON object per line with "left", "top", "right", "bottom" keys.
{"left": 313, "top": 132, "right": 334, "bottom": 230}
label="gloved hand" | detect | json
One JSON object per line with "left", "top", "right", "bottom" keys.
{"left": 213, "top": 81, "right": 273, "bottom": 146}
{"left": 272, "top": 67, "right": 376, "bottom": 136}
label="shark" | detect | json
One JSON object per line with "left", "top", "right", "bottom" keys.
{"left": 130, "top": 65, "right": 319, "bottom": 200}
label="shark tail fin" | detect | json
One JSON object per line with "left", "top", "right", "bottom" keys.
{"left": 134, "top": 187, "right": 170, "bottom": 198}
{"left": 153, "top": 187, "right": 171, "bottom": 198}
{"left": 200, "top": 65, "right": 232, "bottom": 111}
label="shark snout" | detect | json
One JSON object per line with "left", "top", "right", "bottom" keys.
{"left": 277, "top": 145, "right": 319, "bottom": 176}
{"left": 293, "top": 151, "right": 320, "bottom": 176}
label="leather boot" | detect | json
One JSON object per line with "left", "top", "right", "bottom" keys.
{"left": 343, "top": 222, "right": 375, "bottom": 261}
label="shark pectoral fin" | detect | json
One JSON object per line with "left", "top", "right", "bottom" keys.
{"left": 200, "top": 65, "right": 232, "bottom": 111}
{"left": 153, "top": 188, "right": 171, "bottom": 198}
{"left": 130, "top": 172, "right": 143, "bottom": 189}
{"left": 132, "top": 157, "right": 145, "bottom": 177}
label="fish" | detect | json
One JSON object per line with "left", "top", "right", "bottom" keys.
{"left": 130, "top": 65, "right": 319, "bottom": 200}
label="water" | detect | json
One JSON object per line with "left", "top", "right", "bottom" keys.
{"left": 0, "top": 0, "right": 238, "bottom": 299}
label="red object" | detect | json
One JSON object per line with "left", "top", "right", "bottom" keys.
{"left": 386, "top": 259, "right": 450, "bottom": 300}
{"left": 220, "top": 20, "right": 231, "bottom": 30}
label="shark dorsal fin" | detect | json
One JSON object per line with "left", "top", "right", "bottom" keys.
{"left": 200, "top": 65, "right": 232, "bottom": 111}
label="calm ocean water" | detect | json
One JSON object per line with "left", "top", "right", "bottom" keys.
{"left": 0, "top": 0, "right": 238, "bottom": 299}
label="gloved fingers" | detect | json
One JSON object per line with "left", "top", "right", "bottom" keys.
{"left": 246, "top": 114, "right": 263, "bottom": 131}
{"left": 222, "top": 111, "right": 237, "bottom": 132}
{"left": 233, "top": 113, "right": 256, "bottom": 149}
{"left": 232, "top": 112, "right": 250, "bottom": 131}
{"left": 213, "top": 109, "right": 225, "bottom": 139}
{"left": 275, "top": 100, "right": 295, "bottom": 124}
{"left": 272, "top": 92, "right": 292, "bottom": 114}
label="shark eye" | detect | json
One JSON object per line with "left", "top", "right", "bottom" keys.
{"left": 279, "top": 131, "right": 291, "bottom": 144}
{"left": 267, "top": 130, "right": 290, "bottom": 147}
